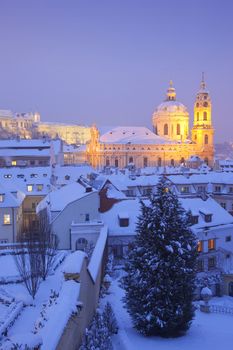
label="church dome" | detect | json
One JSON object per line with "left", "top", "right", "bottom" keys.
{"left": 152, "top": 81, "right": 189, "bottom": 142}
{"left": 155, "top": 100, "right": 188, "bottom": 114}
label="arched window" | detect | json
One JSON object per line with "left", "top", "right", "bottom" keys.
{"left": 164, "top": 124, "right": 168, "bottom": 135}
{"left": 143, "top": 157, "right": 148, "bottom": 167}
{"left": 115, "top": 158, "right": 118, "bottom": 167}
{"left": 180, "top": 157, "right": 185, "bottom": 164}
{"left": 171, "top": 159, "right": 175, "bottom": 166}
{"left": 203, "top": 102, "right": 208, "bottom": 107}
{"left": 176, "top": 124, "right": 180, "bottom": 135}
{"left": 196, "top": 103, "right": 199, "bottom": 107}
{"left": 76, "top": 237, "right": 88, "bottom": 251}
{"left": 129, "top": 156, "right": 133, "bottom": 164}
{"left": 106, "top": 158, "right": 110, "bottom": 166}
{"left": 204, "top": 134, "right": 208, "bottom": 144}
{"left": 197, "top": 112, "right": 199, "bottom": 121}
{"left": 203, "top": 111, "right": 207, "bottom": 121}
{"left": 204, "top": 157, "right": 209, "bottom": 165}
{"left": 158, "top": 157, "right": 162, "bottom": 167}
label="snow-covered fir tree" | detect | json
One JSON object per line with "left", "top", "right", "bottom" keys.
{"left": 80, "top": 309, "right": 112, "bottom": 350}
{"left": 123, "top": 176, "right": 197, "bottom": 337}
{"left": 103, "top": 302, "right": 118, "bottom": 335}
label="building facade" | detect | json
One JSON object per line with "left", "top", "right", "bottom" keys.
{"left": 86, "top": 78, "right": 214, "bottom": 168}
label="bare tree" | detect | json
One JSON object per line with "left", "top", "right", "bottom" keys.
{"left": 37, "top": 210, "right": 58, "bottom": 280}
{"left": 14, "top": 225, "right": 42, "bottom": 299}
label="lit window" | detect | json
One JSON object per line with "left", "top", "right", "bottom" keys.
{"left": 181, "top": 186, "right": 190, "bottom": 193}
{"left": 208, "top": 239, "right": 215, "bottom": 251}
{"left": 197, "top": 241, "right": 203, "bottom": 252}
{"left": 27, "top": 184, "right": 33, "bottom": 192}
{"left": 3, "top": 214, "right": 11, "bottom": 225}
{"left": 0, "top": 194, "right": 4, "bottom": 202}
{"left": 37, "top": 184, "right": 43, "bottom": 191}
{"left": 11, "top": 160, "right": 17, "bottom": 166}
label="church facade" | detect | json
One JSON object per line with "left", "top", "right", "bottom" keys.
{"left": 86, "top": 78, "right": 214, "bottom": 168}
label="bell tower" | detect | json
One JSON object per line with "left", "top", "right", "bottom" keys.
{"left": 191, "top": 74, "right": 214, "bottom": 165}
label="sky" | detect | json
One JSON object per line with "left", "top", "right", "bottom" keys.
{"left": 0, "top": 0, "right": 232, "bottom": 142}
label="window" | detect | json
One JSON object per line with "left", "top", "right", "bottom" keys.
{"left": 191, "top": 215, "right": 199, "bottom": 225}
{"left": 85, "top": 214, "right": 90, "bottom": 222}
{"left": 158, "top": 157, "right": 162, "bottom": 167}
{"left": 197, "top": 260, "right": 204, "bottom": 272}
{"left": 112, "top": 245, "right": 123, "bottom": 258}
{"left": 197, "top": 241, "right": 203, "bottom": 252}
{"left": 197, "top": 186, "right": 205, "bottom": 193}
{"left": 226, "top": 236, "right": 231, "bottom": 242}
{"left": 0, "top": 239, "right": 8, "bottom": 244}
{"left": 143, "top": 157, "right": 148, "bottom": 168}
{"left": 205, "top": 214, "right": 212, "bottom": 223}
{"left": 115, "top": 158, "right": 119, "bottom": 167}
{"left": 106, "top": 158, "right": 110, "bottom": 166}
{"left": 119, "top": 218, "right": 129, "bottom": 227}
{"left": 171, "top": 159, "right": 175, "bottom": 166}
{"left": 30, "top": 160, "right": 35, "bottom": 165}
{"left": 203, "top": 111, "right": 207, "bottom": 121}
{"left": 27, "top": 184, "right": 33, "bottom": 192}
{"left": 208, "top": 257, "right": 216, "bottom": 270}
{"left": 164, "top": 124, "right": 168, "bottom": 135}
{"left": 76, "top": 237, "right": 88, "bottom": 251}
{"left": 181, "top": 186, "right": 190, "bottom": 193}
{"left": 214, "top": 186, "right": 221, "bottom": 193}
{"left": 197, "top": 112, "right": 199, "bottom": 121}
{"left": 208, "top": 239, "right": 215, "bottom": 251}
{"left": 196, "top": 103, "right": 199, "bottom": 107}
{"left": 3, "top": 214, "right": 11, "bottom": 225}
{"left": 129, "top": 157, "right": 133, "bottom": 164}
{"left": 11, "top": 160, "right": 17, "bottom": 166}
{"left": 32, "top": 202, "right": 36, "bottom": 210}
{"left": 37, "top": 184, "right": 43, "bottom": 191}
{"left": 203, "top": 102, "right": 208, "bottom": 107}
{"left": 204, "top": 157, "right": 209, "bottom": 165}
{"left": 220, "top": 202, "right": 226, "bottom": 209}
{"left": 4, "top": 174, "right": 12, "bottom": 179}
{"left": 204, "top": 134, "right": 208, "bottom": 145}
{"left": 0, "top": 194, "right": 4, "bottom": 202}
{"left": 229, "top": 187, "right": 233, "bottom": 193}
{"left": 176, "top": 124, "right": 180, "bottom": 135}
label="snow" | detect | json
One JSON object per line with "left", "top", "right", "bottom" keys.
{"left": 101, "top": 199, "right": 142, "bottom": 236}
{"left": 118, "top": 212, "right": 129, "bottom": 219}
{"left": 155, "top": 100, "right": 188, "bottom": 114}
{"left": 88, "top": 225, "right": 108, "bottom": 282}
{"left": 4, "top": 333, "right": 42, "bottom": 349}
{"left": 37, "top": 181, "right": 96, "bottom": 213}
{"left": 40, "top": 280, "right": 80, "bottom": 350}
{"left": 201, "top": 287, "right": 212, "bottom": 296}
{"left": 100, "top": 126, "right": 173, "bottom": 145}
{"left": 105, "top": 273, "right": 233, "bottom": 350}
{"left": 62, "top": 250, "right": 87, "bottom": 274}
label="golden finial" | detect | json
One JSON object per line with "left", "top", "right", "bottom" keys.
{"left": 169, "top": 80, "right": 173, "bottom": 87}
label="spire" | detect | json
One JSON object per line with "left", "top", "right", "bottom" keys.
{"left": 200, "top": 72, "right": 206, "bottom": 90}
{"left": 166, "top": 80, "right": 176, "bottom": 101}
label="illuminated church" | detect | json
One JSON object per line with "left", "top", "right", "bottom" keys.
{"left": 86, "top": 77, "right": 214, "bottom": 168}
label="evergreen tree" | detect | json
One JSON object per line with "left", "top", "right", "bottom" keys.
{"left": 80, "top": 310, "right": 112, "bottom": 350}
{"left": 103, "top": 302, "right": 118, "bottom": 335}
{"left": 123, "top": 176, "right": 197, "bottom": 337}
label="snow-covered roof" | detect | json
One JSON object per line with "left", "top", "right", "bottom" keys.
{"left": 99, "top": 126, "right": 172, "bottom": 145}
{"left": 180, "top": 197, "right": 233, "bottom": 229}
{"left": 0, "top": 185, "right": 25, "bottom": 208}
{"left": 37, "top": 182, "right": 96, "bottom": 213}
{"left": 101, "top": 199, "right": 141, "bottom": 236}
{"left": 0, "top": 139, "right": 62, "bottom": 156}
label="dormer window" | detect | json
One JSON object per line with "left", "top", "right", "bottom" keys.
{"left": 118, "top": 213, "right": 129, "bottom": 227}
{"left": 214, "top": 186, "right": 221, "bottom": 193}
{"left": 199, "top": 209, "right": 212, "bottom": 223}
{"left": 204, "top": 214, "right": 212, "bottom": 223}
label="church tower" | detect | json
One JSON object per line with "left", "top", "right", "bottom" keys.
{"left": 191, "top": 74, "right": 214, "bottom": 165}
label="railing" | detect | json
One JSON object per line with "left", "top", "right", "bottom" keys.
{"left": 209, "top": 304, "right": 233, "bottom": 316}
